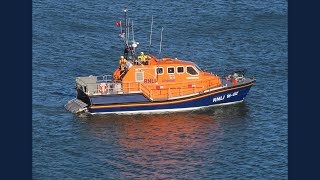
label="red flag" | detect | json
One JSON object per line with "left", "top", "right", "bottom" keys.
{"left": 116, "top": 21, "right": 121, "bottom": 27}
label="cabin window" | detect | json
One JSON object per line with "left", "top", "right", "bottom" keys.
{"left": 187, "top": 66, "right": 198, "bottom": 75}
{"left": 167, "top": 67, "right": 175, "bottom": 74}
{"left": 135, "top": 72, "right": 144, "bottom": 82}
{"left": 156, "top": 67, "right": 163, "bottom": 75}
{"left": 177, "top": 66, "right": 184, "bottom": 74}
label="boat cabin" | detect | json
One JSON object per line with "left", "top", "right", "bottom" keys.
{"left": 75, "top": 55, "right": 222, "bottom": 101}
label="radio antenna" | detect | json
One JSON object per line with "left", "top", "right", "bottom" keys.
{"left": 123, "top": 8, "right": 128, "bottom": 47}
{"left": 127, "top": 18, "right": 130, "bottom": 42}
{"left": 131, "top": 20, "right": 135, "bottom": 42}
{"left": 159, "top": 27, "right": 164, "bottom": 58}
{"left": 148, "top": 15, "right": 153, "bottom": 53}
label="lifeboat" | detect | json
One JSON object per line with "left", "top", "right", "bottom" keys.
{"left": 65, "top": 9, "right": 256, "bottom": 114}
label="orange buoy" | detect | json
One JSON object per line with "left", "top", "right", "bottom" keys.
{"left": 98, "top": 83, "right": 108, "bottom": 93}
{"left": 232, "top": 78, "right": 237, "bottom": 84}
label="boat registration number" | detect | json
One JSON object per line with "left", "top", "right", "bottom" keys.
{"left": 213, "top": 91, "right": 239, "bottom": 102}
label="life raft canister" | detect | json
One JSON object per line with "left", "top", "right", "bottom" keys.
{"left": 98, "top": 83, "right": 108, "bottom": 93}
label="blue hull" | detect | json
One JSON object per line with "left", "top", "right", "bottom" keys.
{"left": 88, "top": 82, "right": 254, "bottom": 114}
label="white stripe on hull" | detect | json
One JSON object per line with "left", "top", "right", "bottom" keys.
{"left": 89, "top": 100, "right": 244, "bottom": 115}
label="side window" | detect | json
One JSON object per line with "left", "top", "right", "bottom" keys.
{"left": 135, "top": 72, "right": 144, "bottom": 82}
{"left": 167, "top": 67, "right": 175, "bottom": 74}
{"left": 187, "top": 66, "right": 198, "bottom": 75}
{"left": 177, "top": 66, "right": 184, "bottom": 74}
{"left": 156, "top": 67, "right": 163, "bottom": 75}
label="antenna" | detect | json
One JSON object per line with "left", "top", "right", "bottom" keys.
{"left": 127, "top": 18, "right": 130, "bottom": 41}
{"left": 159, "top": 27, "right": 164, "bottom": 57}
{"left": 131, "top": 20, "right": 134, "bottom": 42}
{"left": 120, "top": 8, "right": 138, "bottom": 62}
{"left": 123, "top": 8, "right": 128, "bottom": 46}
{"left": 131, "top": 20, "right": 138, "bottom": 62}
{"left": 130, "top": 20, "right": 139, "bottom": 62}
{"left": 148, "top": 15, "right": 153, "bottom": 53}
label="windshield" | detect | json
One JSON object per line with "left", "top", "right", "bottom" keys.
{"left": 195, "top": 64, "right": 202, "bottom": 71}
{"left": 180, "top": 60, "right": 202, "bottom": 71}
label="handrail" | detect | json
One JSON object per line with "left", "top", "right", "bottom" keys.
{"left": 97, "top": 75, "right": 113, "bottom": 83}
{"left": 76, "top": 74, "right": 222, "bottom": 100}
{"left": 138, "top": 78, "right": 222, "bottom": 101}
{"left": 140, "top": 83, "right": 153, "bottom": 100}
{"left": 76, "top": 81, "right": 142, "bottom": 96}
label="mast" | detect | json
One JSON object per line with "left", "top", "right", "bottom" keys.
{"left": 159, "top": 27, "right": 164, "bottom": 58}
{"left": 131, "top": 20, "right": 135, "bottom": 42}
{"left": 120, "top": 21, "right": 122, "bottom": 34}
{"left": 119, "top": 8, "right": 139, "bottom": 62}
{"left": 121, "top": 8, "right": 129, "bottom": 60}
{"left": 149, "top": 15, "right": 153, "bottom": 53}
{"left": 124, "top": 8, "right": 128, "bottom": 46}
{"left": 127, "top": 18, "right": 130, "bottom": 42}
{"left": 131, "top": 20, "right": 138, "bottom": 62}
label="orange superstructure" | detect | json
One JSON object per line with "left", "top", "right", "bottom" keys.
{"left": 113, "top": 55, "right": 222, "bottom": 101}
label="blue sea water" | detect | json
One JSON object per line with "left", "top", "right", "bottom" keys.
{"left": 32, "top": 0, "right": 287, "bottom": 179}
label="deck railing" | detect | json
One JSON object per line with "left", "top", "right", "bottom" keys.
{"left": 140, "top": 83, "right": 153, "bottom": 100}
{"left": 76, "top": 74, "right": 223, "bottom": 100}
{"left": 76, "top": 75, "right": 140, "bottom": 96}
{"left": 139, "top": 79, "right": 222, "bottom": 101}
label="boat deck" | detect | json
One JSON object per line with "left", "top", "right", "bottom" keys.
{"left": 75, "top": 74, "right": 254, "bottom": 102}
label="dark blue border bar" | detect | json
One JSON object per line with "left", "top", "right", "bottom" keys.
{"left": 289, "top": 1, "right": 320, "bottom": 179}
{"left": 0, "top": 0, "right": 31, "bottom": 179}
